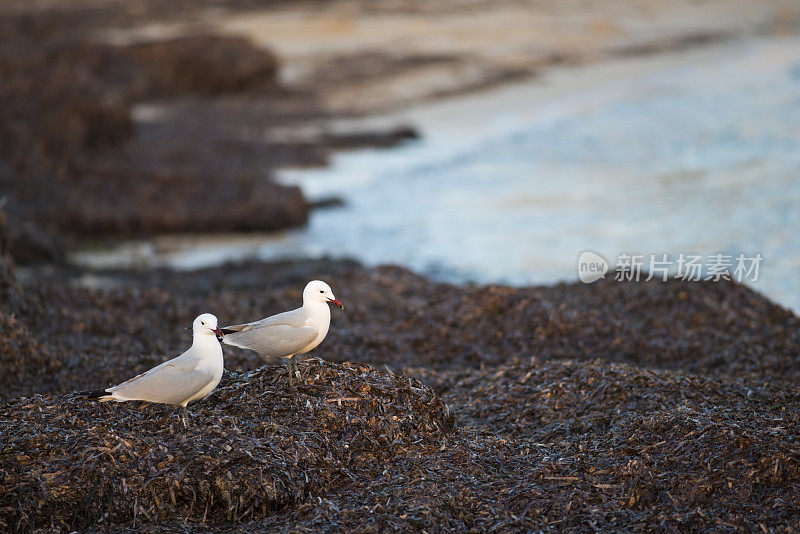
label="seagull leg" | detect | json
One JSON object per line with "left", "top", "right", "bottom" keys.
{"left": 287, "top": 357, "right": 295, "bottom": 388}
{"left": 181, "top": 406, "right": 190, "bottom": 429}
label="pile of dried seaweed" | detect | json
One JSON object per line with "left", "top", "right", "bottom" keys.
{"left": 0, "top": 208, "right": 62, "bottom": 398}
{"left": 0, "top": 8, "right": 301, "bottom": 242}
{"left": 60, "top": 261, "right": 799, "bottom": 388}
{"left": 0, "top": 4, "right": 420, "bottom": 247}
{"left": 3, "top": 258, "right": 800, "bottom": 531}
{"left": 204, "top": 359, "right": 800, "bottom": 532}
{"left": 444, "top": 358, "right": 800, "bottom": 529}
{"left": 19, "top": 358, "right": 796, "bottom": 533}
{"left": 0, "top": 360, "right": 453, "bottom": 532}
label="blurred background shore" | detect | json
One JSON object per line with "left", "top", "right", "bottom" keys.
{"left": 0, "top": 0, "right": 797, "bottom": 258}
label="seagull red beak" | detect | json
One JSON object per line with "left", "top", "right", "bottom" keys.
{"left": 327, "top": 298, "right": 344, "bottom": 310}
{"left": 214, "top": 326, "right": 223, "bottom": 341}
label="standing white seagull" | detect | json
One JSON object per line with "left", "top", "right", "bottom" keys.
{"left": 220, "top": 280, "right": 343, "bottom": 385}
{"left": 80, "top": 313, "right": 224, "bottom": 428}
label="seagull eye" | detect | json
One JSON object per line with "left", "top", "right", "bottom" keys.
{"left": 320, "top": 290, "right": 324, "bottom": 293}
{"left": 201, "top": 322, "right": 205, "bottom": 325}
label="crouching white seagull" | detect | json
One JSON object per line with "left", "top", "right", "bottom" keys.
{"left": 220, "top": 280, "right": 343, "bottom": 385}
{"left": 80, "top": 313, "right": 224, "bottom": 428}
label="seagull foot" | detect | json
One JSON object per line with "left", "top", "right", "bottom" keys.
{"left": 181, "top": 406, "right": 191, "bottom": 429}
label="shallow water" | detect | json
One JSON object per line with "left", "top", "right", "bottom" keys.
{"left": 74, "top": 36, "right": 800, "bottom": 312}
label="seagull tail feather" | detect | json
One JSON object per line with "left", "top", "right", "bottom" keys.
{"left": 220, "top": 334, "right": 247, "bottom": 349}
{"left": 78, "top": 388, "right": 113, "bottom": 401}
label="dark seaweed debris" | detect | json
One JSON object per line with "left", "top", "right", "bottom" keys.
{"left": 2, "top": 259, "right": 800, "bottom": 531}
{"left": 0, "top": 14, "right": 310, "bottom": 240}
{"left": 447, "top": 358, "right": 800, "bottom": 529}
{"left": 238, "top": 358, "right": 800, "bottom": 532}
{"left": 11, "top": 358, "right": 797, "bottom": 533}
{"left": 0, "top": 4, "right": 423, "bottom": 245}
{"left": 4, "top": 259, "right": 800, "bottom": 408}
{"left": 0, "top": 360, "right": 453, "bottom": 531}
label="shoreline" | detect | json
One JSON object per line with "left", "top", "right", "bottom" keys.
{"left": 65, "top": 34, "right": 800, "bottom": 316}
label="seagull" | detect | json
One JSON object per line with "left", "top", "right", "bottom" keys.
{"left": 220, "top": 280, "right": 343, "bottom": 385}
{"left": 80, "top": 313, "right": 224, "bottom": 428}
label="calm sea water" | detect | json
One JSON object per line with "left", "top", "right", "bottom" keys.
{"left": 75, "top": 36, "right": 800, "bottom": 312}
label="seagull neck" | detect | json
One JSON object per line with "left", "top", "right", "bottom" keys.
{"left": 191, "top": 332, "right": 220, "bottom": 353}
{"left": 303, "top": 299, "right": 330, "bottom": 316}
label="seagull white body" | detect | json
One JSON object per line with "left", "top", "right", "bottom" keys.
{"left": 82, "top": 313, "right": 224, "bottom": 427}
{"left": 221, "top": 280, "right": 343, "bottom": 383}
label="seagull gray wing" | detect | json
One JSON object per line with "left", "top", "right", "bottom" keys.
{"left": 222, "top": 308, "right": 305, "bottom": 333}
{"left": 222, "top": 322, "right": 319, "bottom": 360}
{"left": 109, "top": 353, "right": 215, "bottom": 405}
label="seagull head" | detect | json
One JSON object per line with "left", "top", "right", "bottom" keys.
{"left": 304, "top": 280, "right": 344, "bottom": 310}
{"left": 192, "top": 313, "right": 224, "bottom": 340}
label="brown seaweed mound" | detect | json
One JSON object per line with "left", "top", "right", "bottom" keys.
{"left": 125, "top": 36, "right": 280, "bottom": 98}
{"left": 321, "top": 268, "right": 800, "bottom": 386}
{"left": 0, "top": 11, "right": 308, "bottom": 241}
{"left": 447, "top": 358, "right": 800, "bottom": 528}
{"left": 0, "top": 360, "right": 453, "bottom": 532}
{"left": 207, "top": 358, "right": 799, "bottom": 532}
{"left": 0, "top": 209, "right": 62, "bottom": 392}
{"left": 3, "top": 261, "right": 800, "bottom": 532}
{"left": 0, "top": 313, "right": 61, "bottom": 402}
{"left": 0, "top": 208, "right": 19, "bottom": 306}
{"left": 6, "top": 261, "right": 800, "bottom": 401}
{"left": 1, "top": 261, "right": 800, "bottom": 531}
{"left": 74, "top": 358, "right": 800, "bottom": 532}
